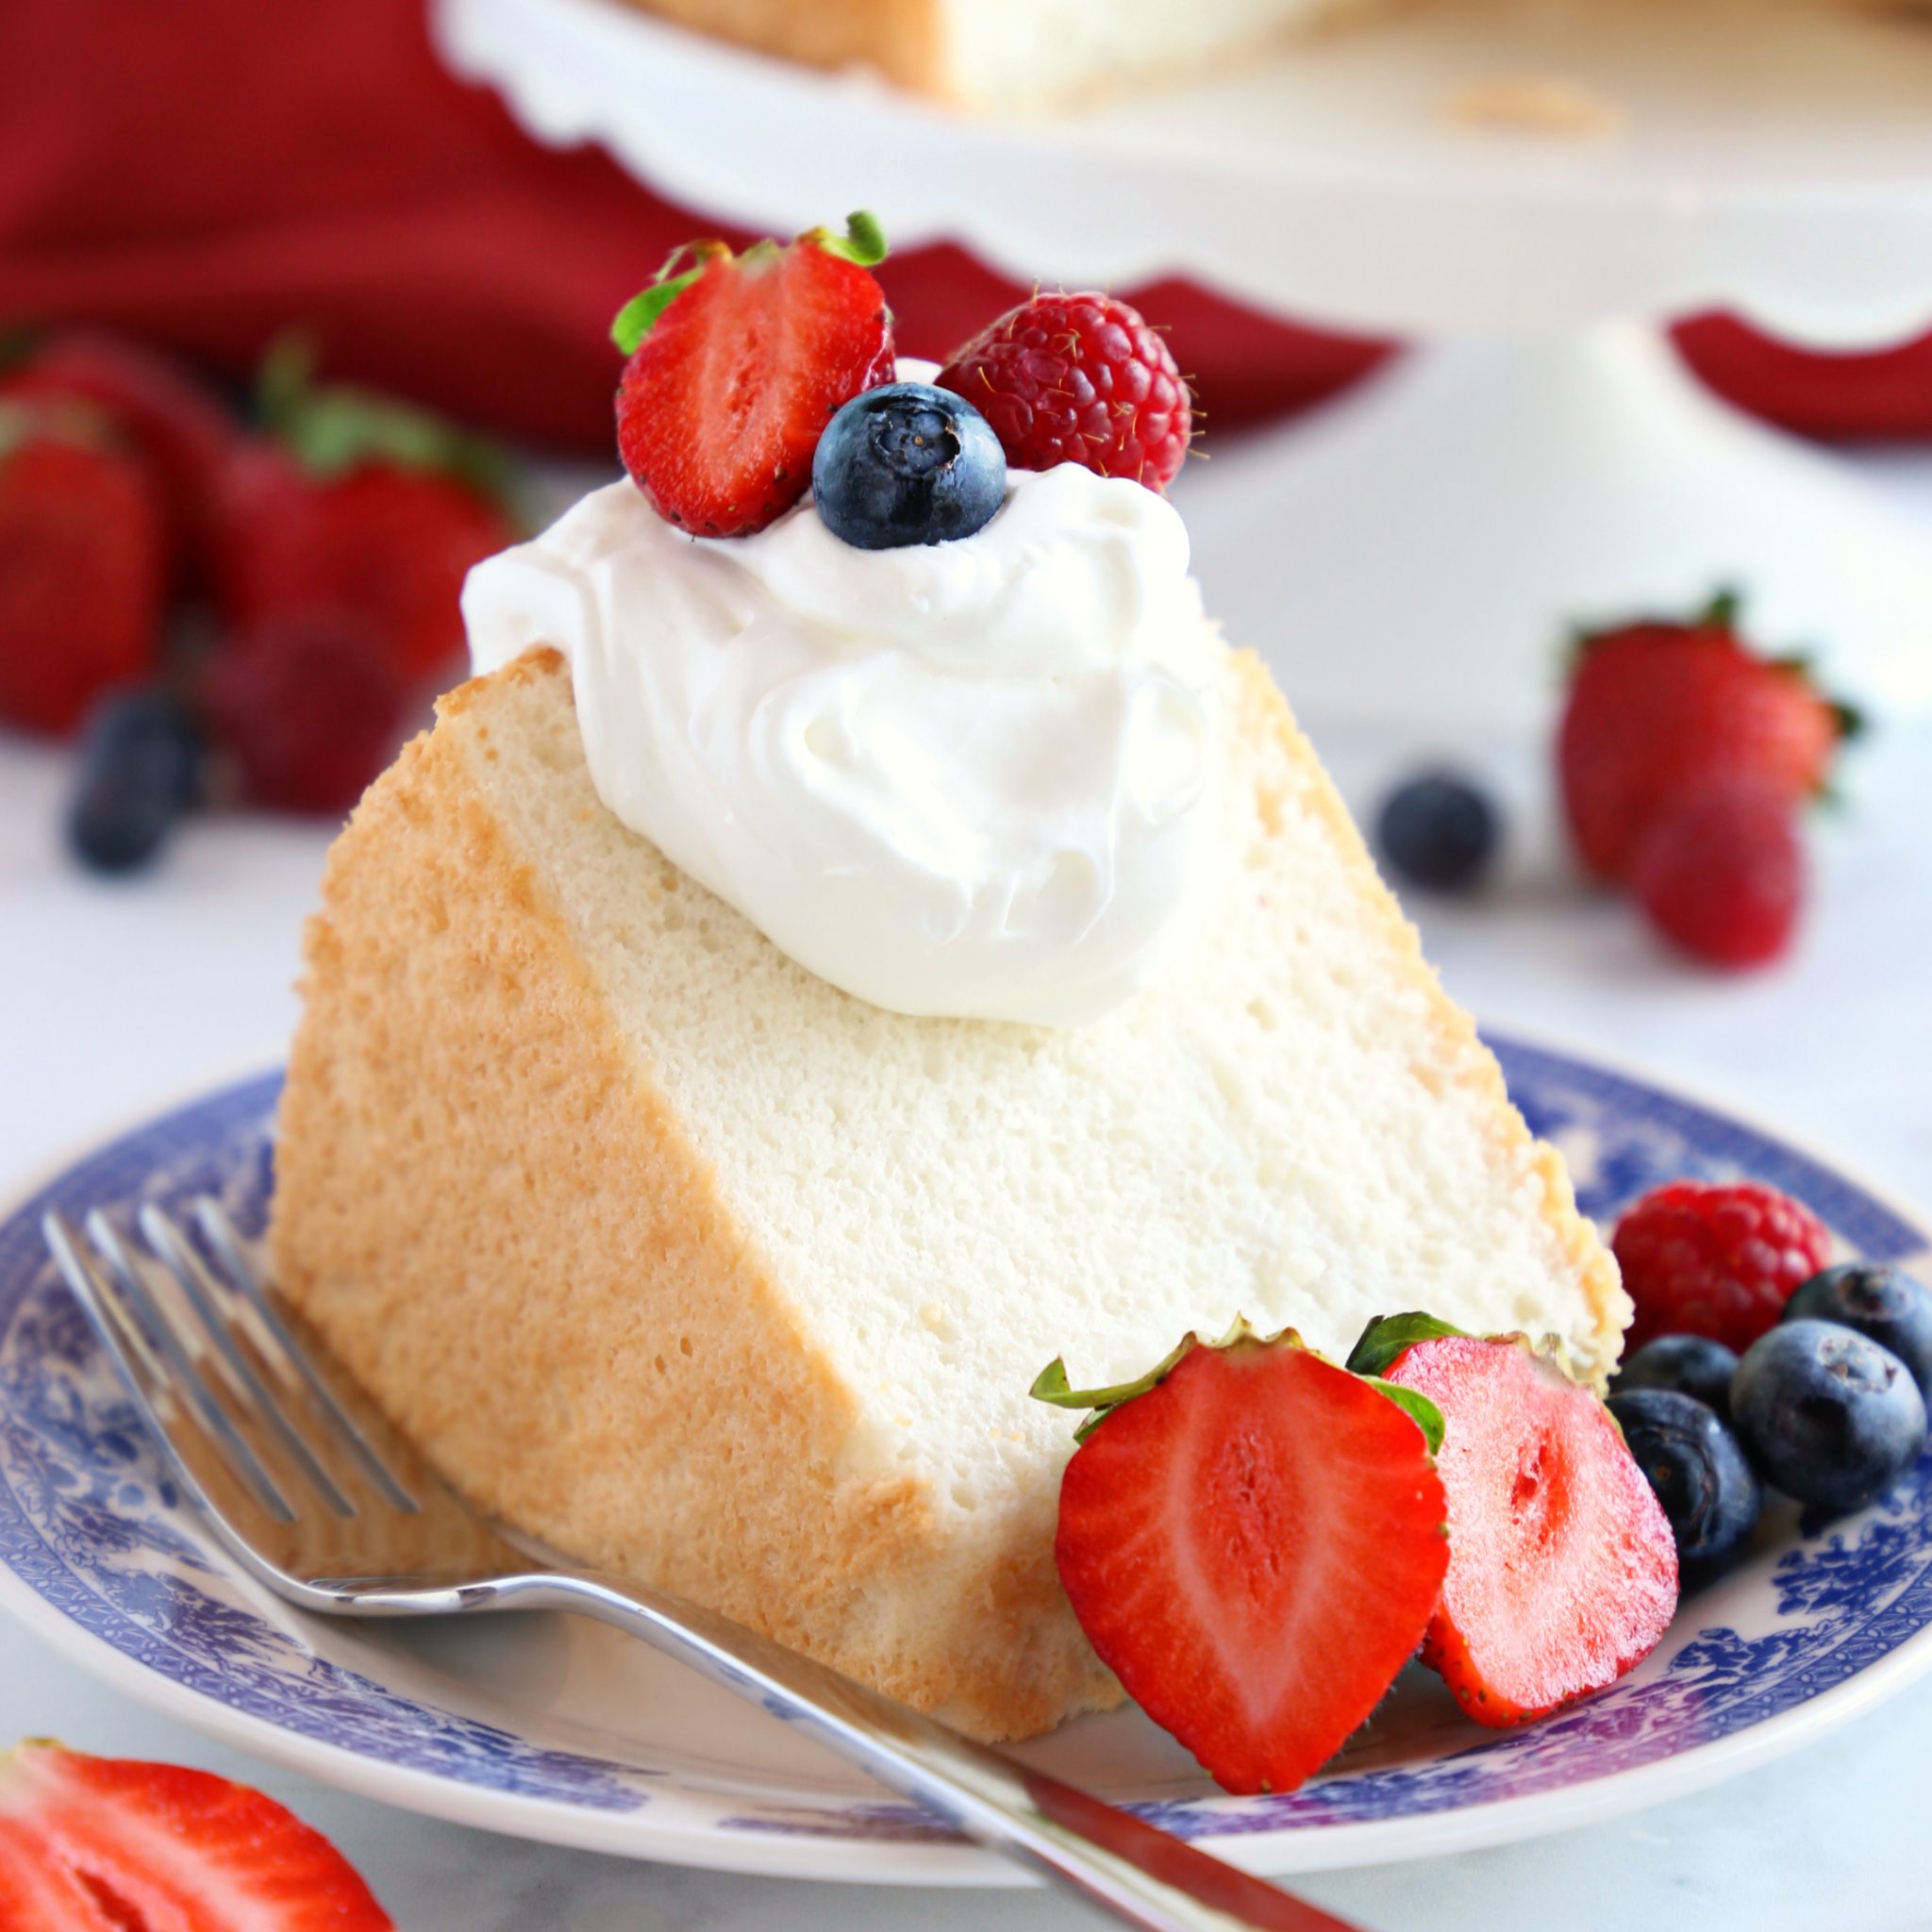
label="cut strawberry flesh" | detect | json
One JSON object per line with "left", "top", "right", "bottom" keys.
{"left": 0, "top": 1741, "right": 393, "bottom": 1930}
{"left": 1055, "top": 1339, "right": 1448, "bottom": 1794}
{"left": 616, "top": 242, "right": 894, "bottom": 539}
{"left": 1384, "top": 1336, "right": 1678, "bottom": 1725}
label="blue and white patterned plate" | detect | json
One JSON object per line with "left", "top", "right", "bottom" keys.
{"left": 3, "top": 1039, "right": 1931, "bottom": 1883}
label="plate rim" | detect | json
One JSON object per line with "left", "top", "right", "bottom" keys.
{"left": 2, "top": 1033, "right": 1930, "bottom": 1884}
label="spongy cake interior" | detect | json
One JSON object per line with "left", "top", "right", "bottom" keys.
{"left": 460, "top": 641, "right": 1620, "bottom": 1524}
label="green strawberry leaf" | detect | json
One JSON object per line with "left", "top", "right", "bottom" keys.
{"left": 1360, "top": 1377, "right": 1446, "bottom": 1457}
{"left": 0, "top": 326, "right": 41, "bottom": 375}
{"left": 258, "top": 334, "right": 517, "bottom": 508}
{"left": 1698, "top": 584, "right": 1742, "bottom": 630}
{"left": 1344, "top": 1311, "right": 1469, "bottom": 1379}
{"left": 814, "top": 209, "right": 890, "bottom": 268}
{"left": 1031, "top": 1334, "right": 1197, "bottom": 1441}
{"left": 610, "top": 265, "right": 705, "bottom": 355}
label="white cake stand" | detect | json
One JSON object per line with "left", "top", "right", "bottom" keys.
{"left": 436, "top": 0, "right": 1932, "bottom": 731}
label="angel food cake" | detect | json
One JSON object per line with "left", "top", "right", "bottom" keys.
{"left": 270, "top": 221, "right": 1628, "bottom": 1743}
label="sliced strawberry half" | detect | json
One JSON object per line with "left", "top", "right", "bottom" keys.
{"left": 1356, "top": 1317, "right": 1680, "bottom": 1727}
{"left": 613, "top": 211, "right": 897, "bottom": 539}
{"left": 1036, "top": 1327, "right": 1449, "bottom": 1794}
{"left": 0, "top": 1740, "right": 393, "bottom": 1929}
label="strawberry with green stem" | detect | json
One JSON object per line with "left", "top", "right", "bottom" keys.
{"left": 1557, "top": 587, "right": 1859, "bottom": 882}
{"left": 1351, "top": 1314, "right": 1679, "bottom": 1726}
{"left": 1035, "top": 1324, "right": 1448, "bottom": 1794}
{"left": 613, "top": 211, "right": 897, "bottom": 538}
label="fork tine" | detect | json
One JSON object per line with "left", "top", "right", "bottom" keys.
{"left": 193, "top": 1199, "right": 418, "bottom": 1513}
{"left": 139, "top": 1205, "right": 358, "bottom": 1520}
{"left": 44, "top": 1212, "right": 294, "bottom": 1525}
{"left": 78, "top": 1209, "right": 297, "bottom": 1523}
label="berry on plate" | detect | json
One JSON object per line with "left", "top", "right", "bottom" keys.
{"left": 1612, "top": 1179, "right": 1831, "bottom": 1354}
{"left": 1556, "top": 589, "right": 1854, "bottom": 882}
{"left": 1034, "top": 1325, "right": 1448, "bottom": 1794}
{"left": 0, "top": 401, "right": 166, "bottom": 737}
{"left": 937, "top": 291, "right": 1191, "bottom": 491}
{"left": 1374, "top": 771, "right": 1499, "bottom": 892}
{"left": 613, "top": 211, "right": 897, "bottom": 539}
{"left": 0, "top": 1739, "right": 393, "bottom": 1928}
{"left": 1629, "top": 776, "right": 1804, "bottom": 970}
{"left": 198, "top": 608, "right": 409, "bottom": 815}
{"left": 1783, "top": 1260, "right": 1932, "bottom": 1398}
{"left": 0, "top": 329, "right": 238, "bottom": 591}
{"left": 64, "top": 686, "right": 208, "bottom": 875}
{"left": 1612, "top": 1334, "right": 1741, "bottom": 1420}
{"left": 1606, "top": 1388, "right": 1762, "bottom": 1572}
{"left": 812, "top": 382, "right": 1006, "bottom": 550}
{"left": 217, "top": 340, "right": 518, "bottom": 682}
{"left": 1731, "top": 1320, "right": 1926, "bottom": 1515}
{"left": 1355, "top": 1316, "right": 1678, "bottom": 1726}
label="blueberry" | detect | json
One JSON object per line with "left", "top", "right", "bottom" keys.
{"left": 1784, "top": 1261, "right": 1932, "bottom": 1399}
{"left": 1607, "top": 1388, "right": 1761, "bottom": 1569}
{"left": 1375, "top": 772, "right": 1499, "bottom": 891}
{"left": 1731, "top": 1320, "right": 1927, "bottom": 1515}
{"left": 64, "top": 687, "right": 206, "bottom": 875}
{"left": 811, "top": 382, "right": 1005, "bottom": 551}
{"left": 1613, "top": 1335, "right": 1740, "bottom": 1420}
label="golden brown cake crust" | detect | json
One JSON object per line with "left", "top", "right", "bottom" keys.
{"left": 606, "top": 0, "right": 950, "bottom": 97}
{"left": 272, "top": 649, "right": 1115, "bottom": 1740}
{"left": 271, "top": 645, "right": 1624, "bottom": 1744}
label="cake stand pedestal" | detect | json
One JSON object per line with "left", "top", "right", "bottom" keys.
{"left": 437, "top": 0, "right": 1932, "bottom": 730}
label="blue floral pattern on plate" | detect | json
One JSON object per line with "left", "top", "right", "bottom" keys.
{"left": 1, "top": 1041, "right": 1928, "bottom": 1861}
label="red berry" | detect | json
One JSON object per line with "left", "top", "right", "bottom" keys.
{"left": 1382, "top": 1332, "right": 1678, "bottom": 1726}
{"left": 200, "top": 609, "right": 409, "bottom": 814}
{"left": 615, "top": 228, "right": 896, "bottom": 538}
{"left": 0, "top": 403, "right": 166, "bottom": 737}
{"left": 0, "top": 1739, "right": 393, "bottom": 1929}
{"left": 1049, "top": 1331, "right": 1447, "bottom": 1794}
{"left": 1631, "top": 777, "right": 1805, "bottom": 969}
{"left": 218, "top": 443, "right": 514, "bottom": 683}
{"left": 938, "top": 292, "right": 1191, "bottom": 491}
{"left": 1613, "top": 1179, "right": 1832, "bottom": 1354}
{"left": 0, "top": 331, "right": 238, "bottom": 591}
{"left": 1557, "top": 599, "right": 1846, "bottom": 881}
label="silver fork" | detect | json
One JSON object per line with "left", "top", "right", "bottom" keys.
{"left": 42, "top": 1200, "right": 1361, "bottom": 1932}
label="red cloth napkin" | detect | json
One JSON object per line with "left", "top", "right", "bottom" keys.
{"left": 4, "top": 0, "right": 1927, "bottom": 452}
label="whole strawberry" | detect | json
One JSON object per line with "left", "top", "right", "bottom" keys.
{"left": 938, "top": 292, "right": 1191, "bottom": 491}
{"left": 1613, "top": 1178, "right": 1832, "bottom": 1354}
{"left": 1557, "top": 591, "right": 1854, "bottom": 881}
{"left": 216, "top": 342, "right": 519, "bottom": 682}
{"left": 1631, "top": 777, "right": 1804, "bottom": 969}
{"left": 0, "top": 329, "right": 237, "bottom": 591}
{"left": 199, "top": 608, "right": 409, "bottom": 815}
{"left": 0, "top": 401, "right": 166, "bottom": 736}
{"left": 614, "top": 212, "right": 897, "bottom": 538}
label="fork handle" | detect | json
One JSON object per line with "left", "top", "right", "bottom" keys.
{"left": 382, "top": 1569, "right": 1355, "bottom": 1932}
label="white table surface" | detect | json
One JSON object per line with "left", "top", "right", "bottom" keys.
{"left": 5, "top": 445, "right": 1932, "bottom": 1930}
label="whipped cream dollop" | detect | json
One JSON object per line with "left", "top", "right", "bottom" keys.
{"left": 463, "top": 458, "right": 1223, "bottom": 1026}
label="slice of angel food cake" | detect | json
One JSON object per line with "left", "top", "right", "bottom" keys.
{"left": 270, "top": 216, "right": 1639, "bottom": 1761}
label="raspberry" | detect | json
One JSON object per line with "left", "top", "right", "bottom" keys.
{"left": 199, "top": 610, "right": 408, "bottom": 815}
{"left": 937, "top": 292, "right": 1191, "bottom": 491}
{"left": 1630, "top": 778, "right": 1804, "bottom": 969}
{"left": 1613, "top": 1180, "right": 1832, "bottom": 1354}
